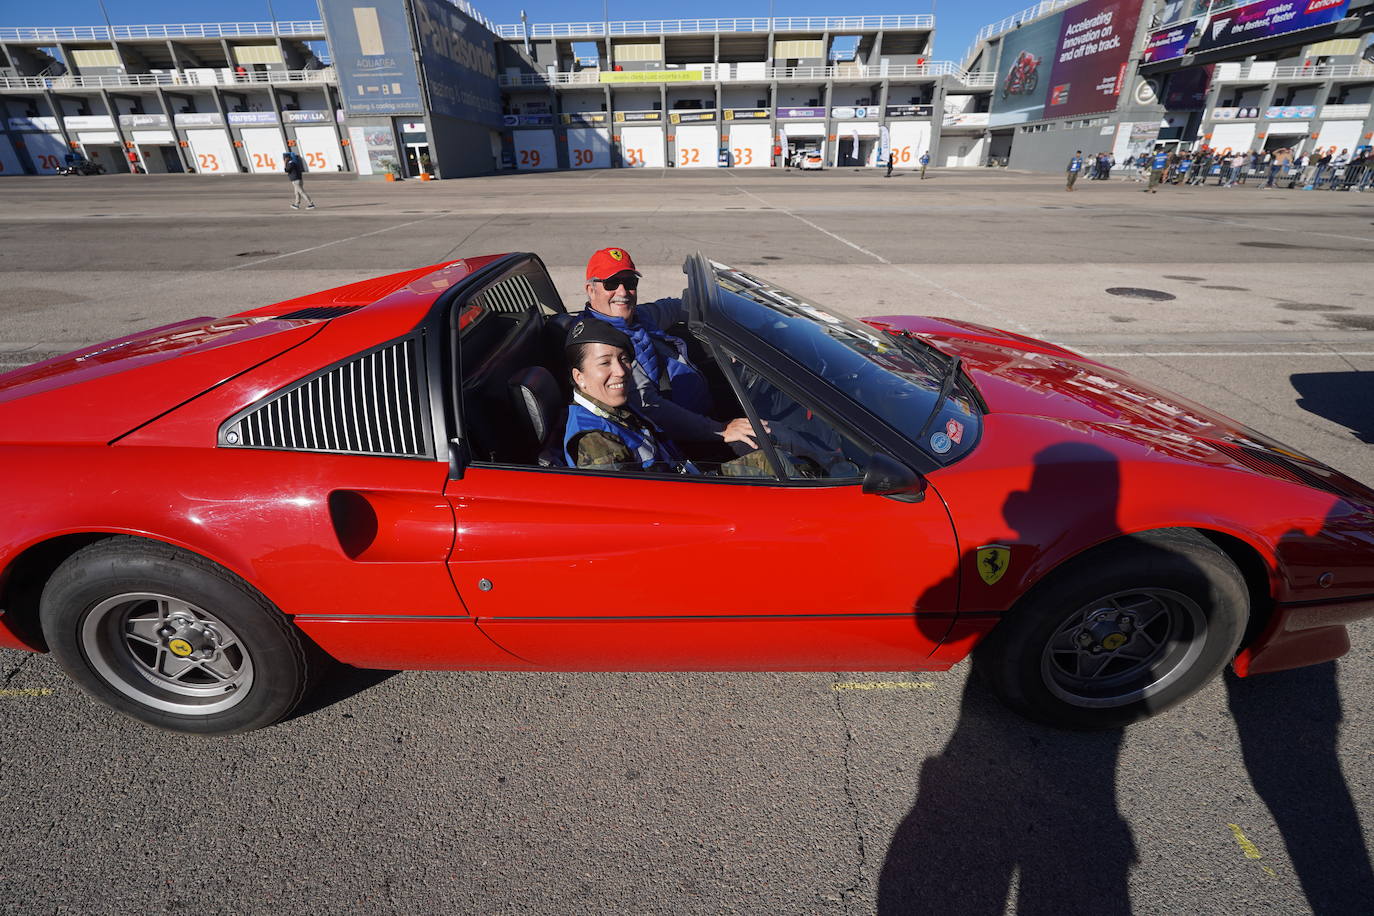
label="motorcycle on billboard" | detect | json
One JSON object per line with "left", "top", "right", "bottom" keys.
{"left": 1002, "top": 51, "right": 1042, "bottom": 99}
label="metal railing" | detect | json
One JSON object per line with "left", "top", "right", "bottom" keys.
{"left": 500, "top": 61, "right": 992, "bottom": 88}
{"left": 0, "top": 67, "right": 335, "bottom": 90}
{"left": 495, "top": 15, "right": 933, "bottom": 39}
{"left": 0, "top": 21, "right": 326, "bottom": 41}
{"left": 1213, "top": 62, "right": 1374, "bottom": 81}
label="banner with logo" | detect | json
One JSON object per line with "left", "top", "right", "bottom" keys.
{"left": 885, "top": 105, "right": 933, "bottom": 118}
{"left": 724, "top": 109, "right": 769, "bottom": 120}
{"left": 989, "top": 12, "right": 1063, "bottom": 126}
{"left": 320, "top": 0, "right": 424, "bottom": 115}
{"left": 1265, "top": 104, "right": 1318, "bottom": 118}
{"left": 1044, "top": 0, "right": 1145, "bottom": 119}
{"left": 1142, "top": 20, "right": 1197, "bottom": 63}
{"left": 614, "top": 111, "right": 662, "bottom": 122}
{"left": 561, "top": 112, "right": 608, "bottom": 125}
{"left": 777, "top": 107, "right": 825, "bottom": 119}
{"left": 412, "top": 0, "right": 502, "bottom": 127}
{"left": 1163, "top": 65, "right": 1213, "bottom": 109}
{"left": 600, "top": 70, "right": 701, "bottom": 83}
{"left": 1196, "top": 0, "right": 1351, "bottom": 53}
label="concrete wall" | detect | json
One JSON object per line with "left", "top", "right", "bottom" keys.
{"left": 431, "top": 114, "right": 500, "bottom": 177}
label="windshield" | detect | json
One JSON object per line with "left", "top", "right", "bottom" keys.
{"left": 712, "top": 265, "right": 981, "bottom": 463}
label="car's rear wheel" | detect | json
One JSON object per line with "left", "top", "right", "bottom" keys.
{"left": 974, "top": 529, "right": 1248, "bottom": 729}
{"left": 41, "top": 537, "right": 313, "bottom": 735}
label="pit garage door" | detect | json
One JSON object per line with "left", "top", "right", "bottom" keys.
{"left": 186, "top": 129, "right": 238, "bottom": 173}
{"left": 618, "top": 126, "right": 665, "bottom": 168}
{"left": 567, "top": 127, "right": 611, "bottom": 169}
{"left": 514, "top": 129, "right": 556, "bottom": 170}
{"left": 0, "top": 135, "right": 23, "bottom": 175}
{"left": 294, "top": 126, "right": 345, "bottom": 172}
{"left": 728, "top": 123, "right": 770, "bottom": 168}
{"left": 1209, "top": 123, "right": 1256, "bottom": 156}
{"left": 887, "top": 122, "right": 932, "bottom": 170}
{"left": 241, "top": 127, "right": 287, "bottom": 174}
{"left": 1315, "top": 120, "right": 1363, "bottom": 157}
{"left": 674, "top": 125, "right": 717, "bottom": 168}
{"left": 23, "top": 132, "right": 69, "bottom": 173}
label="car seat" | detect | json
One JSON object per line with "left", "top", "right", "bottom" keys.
{"left": 507, "top": 366, "right": 567, "bottom": 467}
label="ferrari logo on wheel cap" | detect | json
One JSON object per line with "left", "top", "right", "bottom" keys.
{"left": 167, "top": 638, "right": 194, "bottom": 658}
{"left": 976, "top": 545, "right": 1011, "bottom": 586}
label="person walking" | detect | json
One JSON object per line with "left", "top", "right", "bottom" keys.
{"left": 886, "top": 149, "right": 895, "bottom": 177}
{"left": 919, "top": 150, "right": 930, "bottom": 179}
{"left": 1066, "top": 150, "right": 1083, "bottom": 191}
{"left": 284, "top": 150, "right": 316, "bottom": 210}
{"left": 1144, "top": 146, "right": 1168, "bottom": 193}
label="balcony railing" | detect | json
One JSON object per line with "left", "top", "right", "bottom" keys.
{"left": 500, "top": 61, "right": 992, "bottom": 88}
{"left": 1213, "top": 61, "right": 1374, "bottom": 81}
{"left": 0, "top": 21, "right": 326, "bottom": 41}
{"left": 494, "top": 15, "right": 933, "bottom": 39}
{"left": 0, "top": 67, "right": 335, "bottom": 90}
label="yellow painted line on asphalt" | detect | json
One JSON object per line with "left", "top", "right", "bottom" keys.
{"left": 1227, "top": 824, "right": 1277, "bottom": 877}
{"left": 0, "top": 687, "right": 54, "bottom": 698}
{"left": 832, "top": 681, "right": 936, "bottom": 691}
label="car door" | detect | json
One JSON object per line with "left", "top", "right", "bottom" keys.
{"left": 445, "top": 465, "right": 959, "bottom": 670}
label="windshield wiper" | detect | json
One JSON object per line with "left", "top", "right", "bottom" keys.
{"left": 916, "top": 356, "right": 963, "bottom": 444}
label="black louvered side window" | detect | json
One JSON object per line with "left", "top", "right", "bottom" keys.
{"left": 470, "top": 273, "right": 539, "bottom": 314}
{"left": 220, "top": 337, "right": 431, "bottom": 458}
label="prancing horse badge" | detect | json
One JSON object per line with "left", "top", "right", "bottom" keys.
{"left": 977, "top": 545, "right": 1011, "bottom": 586}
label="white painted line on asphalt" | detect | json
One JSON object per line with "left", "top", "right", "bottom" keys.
{"left": 732, "top": 185, "right": 1036, "bottom": 334}
{"left": 1166, "top": 211, "right": 1374, "bottom": 245}
{"left": 221, "top": 211, "right": 454, "bottom": 271}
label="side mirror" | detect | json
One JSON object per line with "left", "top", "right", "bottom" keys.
{"left": 862, "top": 453, "right": 927, "bottom": 503}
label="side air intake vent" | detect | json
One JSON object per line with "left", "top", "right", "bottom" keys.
{"left": 275, "top": 306, "right": 364, "bottom": 320}
{"left": 470, "top": 274, "right": 539, "bottom": 314}
{"left": 220, "top": 337, "right": 430, "bottom": 458}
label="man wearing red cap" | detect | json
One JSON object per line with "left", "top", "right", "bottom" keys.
{"left": 581, "top": 246, "right": 761, "bottom": 448}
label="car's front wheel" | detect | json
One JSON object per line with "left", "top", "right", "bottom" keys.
{"left": 974, "top": 529, "right": 1248, "bottom": 729}
{"left": 41, "top": 537, "right": 313, "bottom": 735}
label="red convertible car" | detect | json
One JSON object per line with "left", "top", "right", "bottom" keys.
{"left": 1, "top": 253, "right": 1371, "bottom": 734}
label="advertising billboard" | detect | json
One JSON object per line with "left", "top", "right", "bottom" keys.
{"left": 412, "top": 0, "right": 502, "bottom": 127}
{"left": 988, "top": 12, "right": 1064, "bottom": 127}
{"left": 1044, "top": 0, "right": 1145, "bottom": 119}
{"left": 1142, "top": 20, "right": 1197, "bottom": 63}
{"left": 1163, "top": 65, "right": 1213, "bottom": 109}
{"left": 320, "top": 0, "right": 424, "bottom": 115}
{"left": 1195, "top": 0, "right": 1351, "bottom": 53}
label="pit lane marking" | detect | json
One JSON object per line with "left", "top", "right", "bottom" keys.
{"left": 1227, "top": 824, "right": 1278, "bottom": 877}
{"left": 222, "top": 211, "right": 455, "bottom": 271}
{"left": 731, "top": 185, "right": 1036, "bottom": 335}
{"left": 832, "top": 681, "right": 936, "bottom": 691}
{"left": 0, "top": 688, "right": 54, "bottom": 698}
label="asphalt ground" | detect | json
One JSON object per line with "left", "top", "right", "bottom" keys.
{"left": 0, "top": 166, "right": 1372, "bottom": 915}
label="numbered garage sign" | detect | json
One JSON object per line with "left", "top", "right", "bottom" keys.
{"left": 675, "top": 125, "right": 717, "bottom": 168}
{"left": 0, "top": 135, "right": 21, "bottom": 175}
{"left": 728, "top": 123, "right": 771, "bottom": 168}
{"left": 887, "top": 121, "right": 932, "bottom": 170}
{"left": 186, "top": 129, "right": 237, "bottom": 174}
{"left": 514, "top": 129, "right": 556, "bottom": 170}
{"left": 23, "top": 133, "right": 68, "bottom": 174}
{"left": 617, "top": 126, "right": 665, "bottom": 168}
{"left": 292, "top": 126, "right": 345, "bottom": 172}
{"left": 240, "top": 127, "right": 287, "bottom": 174}
{"left": 567, "top": 127, "right": 611, "bottom": 170}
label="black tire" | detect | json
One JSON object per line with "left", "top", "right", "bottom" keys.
{"left": 973, "top": 529, "right": 1247, "bottom": 729}
{"left": 40, "top": 537, "right": 313, "bottom": 735}
{"left": 1024, "top": 70, "right": 1038, "bottom": 94}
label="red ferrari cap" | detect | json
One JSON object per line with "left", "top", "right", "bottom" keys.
{"left": 586, "top": 247, "right": 640, "bottom": 281}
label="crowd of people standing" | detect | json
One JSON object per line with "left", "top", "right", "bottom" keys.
{"left": 1110, "top": 145, "right": 1374, "bottom": 191}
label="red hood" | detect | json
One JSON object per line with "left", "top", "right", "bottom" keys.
{"left": 866, "top": 316, "right": 1374, "bottom": 503}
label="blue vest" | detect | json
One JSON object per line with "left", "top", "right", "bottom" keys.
{"left": 583, "top": 309, "right": 712, "bottom": 414}
{"left": 564, "top": 394, "right": 693, "bottom": 472}
{"left": 1069, "top": 156, "right": 1082, "bottom": 172}
{"left": 1152, "top": 152, "right": 1169, "bottom": 170}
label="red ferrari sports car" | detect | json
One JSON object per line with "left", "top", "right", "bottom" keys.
{"left": 1, "top": 253, "right": 1371, "bottom": 734}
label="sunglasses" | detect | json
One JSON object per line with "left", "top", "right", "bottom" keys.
{"left": 592, "top": 273, "right": 639, "bottom": 291}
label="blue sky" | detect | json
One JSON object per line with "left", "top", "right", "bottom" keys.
{"left": 0, "top": 0, "right": 1038, "bottom": 60}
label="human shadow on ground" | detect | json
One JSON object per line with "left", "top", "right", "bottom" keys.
{"left": 884, "top": 443, "right": 1136, "bottom": 914}
{"left": 1291, "top": 371, "right": 1374, "bottom": 443}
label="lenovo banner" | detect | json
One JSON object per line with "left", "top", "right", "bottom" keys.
{"left": 1045, "top": 0, "right": 1145, "bottom": 119}
{"left": 1142, "top": 21, "right": 1197, "bottom": 63}
{"left": 1196, "top": 0, "right": 1351, "bottom": 53}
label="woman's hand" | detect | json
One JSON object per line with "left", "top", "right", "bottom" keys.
{"left": 719, "top": 417, "right": 770, "bottom": 449}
